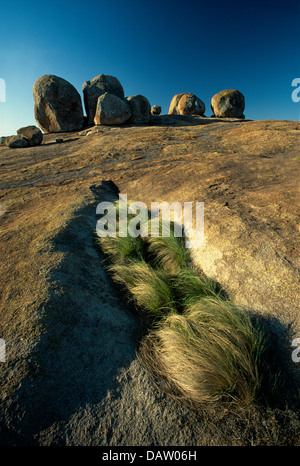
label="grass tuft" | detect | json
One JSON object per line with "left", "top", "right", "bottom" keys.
{"left": 145, "top": 220, "right": 190, "bottom": 274}
{"left": 96, "top": 234, "right": 144, "bottom": 264}
{"left": 107, "top": 260, "right": 176, "bottom": 317}
{"left": 170, "top": 268, "right": 222, "bottom": 308}
{"left": 139, "top": 297, "right": 268, "bottom": 405}
{"left": 96, "top": 198, "right": 280, "bottom": 407}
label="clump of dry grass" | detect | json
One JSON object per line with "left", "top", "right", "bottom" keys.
{"left": 145, "top": 220, "right": 190, "bottom": 274}
{"left": 96, "top": 198, "right": 279, "bottom": 407}
{"left": 107, "top": 260, "right": 176, "bottom": 318}
{"left": 139, "top": 297, "right": 267, "bottom": 405}
{"left": 96, "top": 234, "right": 144, "bottom": 264}
{"left": 170, "top": 268, "right": 221, "bottom": 307}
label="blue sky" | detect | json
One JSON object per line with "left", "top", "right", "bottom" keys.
{"left": 0, "top": 0, "right": 299, "bottom": 136}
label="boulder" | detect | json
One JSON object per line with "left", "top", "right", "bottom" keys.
{"left": 33, "top": 74, "right": 84, "bottom": 133}
{"left": 151, "top": 105, "right": 161, "bottom": 115}
{"left": 168, "top": 93, "right": 184, "bottom": 114}
{"left": 211, "top": 89, "right": 245, "bottom": 118}
{"left": 17, "top": 125, "right": 43, "bottom": 146}
{"left": 83, "top": 75, "right": 125, "bottom": 125}
{"left": 178, "top": 93, "right": 205, "bottom": 116}
{"left": 94, "top": 92, "right": 132, "bottom": 125}
{"left": 168, "top": 93, "right": 205, "bottom": 116}
{"left": 126, "top": 95, "right": 151, "bottom": 124}
{"left": 0, "top": 136, "right": 8, "bottom": 145}
{"left": 6, "top": 135, "right": 29, "bottom": 148}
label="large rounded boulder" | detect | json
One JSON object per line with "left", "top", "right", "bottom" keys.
{"left": 82, "top": 75, "right": 125, "bottom": 125}
{"left": 94, "top": 92, "right": 132, "bottom": 125}
{"left": 125, "top": 95, "right": 151, "bottom": 124}
{"left": 211, "top": 89, "right": 245, "bottom": 118}
{"left": 33, "top": 75, "right": 84, "bottom": 133}
{"left": 169, "top": 93, "right": 205, "bottom": 116}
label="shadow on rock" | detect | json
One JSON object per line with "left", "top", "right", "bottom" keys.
{"left": 3, "top": 181, "right": 141, "bottom": 444}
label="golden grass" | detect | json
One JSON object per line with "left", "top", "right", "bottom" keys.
{"left": 107, "top": 260, "right": 176, "bottom": 317}
{"left": 145, "top": 221, "right": 190, "bottom": 274}
{"left": 139, "top": 297, "right": 267, "bottom": 405}
{"left": 96, "top": 198, "right": 280, "bottom": 407}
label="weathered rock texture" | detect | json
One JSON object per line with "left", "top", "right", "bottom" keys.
{"left": 17, "top": 125, "right": 43, "bottom": 146}
{"left": 211, "top": 89, "right": 245, "bottom": 118}
{"left": 169, "top": 93, "right": 205, "bottom": 116}
{"left": 126, "top": 94, "right": 151, "bottom": 124}
{"left": 33, "top": 74, "right": 84, "bottom": 133}
{"left": 83, "top": 75, "right": 125, "bottom": 125}
{"left": 94, "top": 92, "right": 132, "bottom": 125}
{"left": 0, "top": 116, "right": 299, "bottom": 446}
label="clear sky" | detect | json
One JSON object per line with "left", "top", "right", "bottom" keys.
{"left": 0, "top": 0, "right": 299, "bottom": 136}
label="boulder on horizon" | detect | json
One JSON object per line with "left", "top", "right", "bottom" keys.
{"left": 94, "top": 92, "right": 132, "bottom": 125}
{"left": 168, "top": 93, "right": 205, "bottom": 116}
{"left": 126, "top": 95, "right": 151, "bottom": 124}
{"left": 33, "top": 74, "right": 84, "bottom": 133}
{"left": 211, "top": 89, "right": 245, "bottom": 118}
{"left": 151, "top": 105, "right": 161, "bottom": 115}
{"left": 83, "top": 75, "right": 125, "bottom": 125}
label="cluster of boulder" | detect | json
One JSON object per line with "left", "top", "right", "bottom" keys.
{"left": 0, "top": 125, "right": 43, "bottom": 148}
{"left": 0, "top": 73, "right": 246, "bottom": 148}
{"left": 169, "top": 89, "right": 245, "bottom": 119}
{"left": 31, "top": 74, "right": 245, "bottom": 134}
{"left": 31, "top": 74, "right": 154, "bottom": 133}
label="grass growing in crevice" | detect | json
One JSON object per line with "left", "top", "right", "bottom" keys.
{"left": 95, "top": 199, "right": 281, "bottom": 407}
{"left": 145, "top": 220, "right": 190, "bottom": 274}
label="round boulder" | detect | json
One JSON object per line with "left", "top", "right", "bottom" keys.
{"left": 17, "top": 125, "right": 43, "bottom": 146}
{"left": 168, "top": 93, "right": 205, "bottom": 116}
{"left": 126, "top": 95, "right": 151, "bottom": 124}
{"left": 151, "top": 105, "right": 161, "bottom": 115}
{"left": 83, "top": 75, "right": 125, "bottom": 125}
{"left": 33, "top": 75, "right": 84, "bottom": 133}
{"left": 94, "top": 92, "right": 132, "bottom": 125}
{"left": 211, "top": 89, "right": 245, "bottom": 118}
